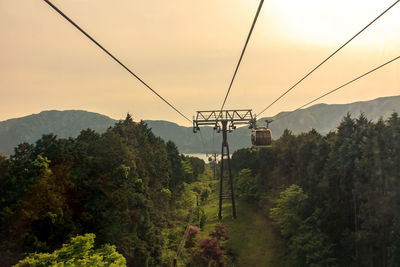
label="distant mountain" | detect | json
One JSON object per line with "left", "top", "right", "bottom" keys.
{"left": 0, "top": 110, "right": 116, "bottom": 156}
{"left": 144, "top": 120, "right": 208, "bottom": 153}
{"left": 266, "top": 95, "right": 400, "bottom": 135}
{"left": 1, "top": 95, "right": 399, "bottom": 156}
{"left": 229, "top": 95, "right": 400, "bottom": 150}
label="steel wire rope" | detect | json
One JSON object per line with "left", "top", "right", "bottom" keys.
{"left": 43, "top": 0, "right": 192, "bottom": 123}
{"left": 272, "top": 55, "right": 400, "bottom": 123}
{"left": 257, "top": 0, "right": 400, "bottom": 117}
{"left": 220, "top": 0, "right": 264, "bottom": 110}
{"left": 174, "top": 208, "right": 195, "bottom": 264}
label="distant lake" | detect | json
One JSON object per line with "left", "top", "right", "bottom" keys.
{"left": 184, "top": 153, "right": 221, "bottom": 163}
{"left": 184, "top": 153, "right": 209, "bottom": 162}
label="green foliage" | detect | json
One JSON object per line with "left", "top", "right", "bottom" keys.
{"left": 181, "top": 159, "right": 194, "bottom": 181}
{"left": 199, "top": 210, "right": 207, "bottom": 229}
{"left": 235, "top": 168, "right": 259, "bottom": 201}
{"left": 15, "top": 233, "right": 126, "bottom": 266}
{"left": 270, "top": 186, "right": 334, "bottom": 266}
{"left": 183, "top": 156, "right": 205, "bottom": 180}
{"left": 0, "top": 114, "right": 207, "bottom": 266}
{"left": 270, "top": 185, "right": 308, "bottom": 238}
{"left": 231, "top": 113, "right": 400, "bottom": 266}
{"left": 33, "top": 155, "right": 51, "bottom": 175}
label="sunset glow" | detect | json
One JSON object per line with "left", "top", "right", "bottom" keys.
{"left": 1, "top": 0, "right": 399, "bottom": 125}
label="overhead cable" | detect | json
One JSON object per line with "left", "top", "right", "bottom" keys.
{"left": 273, "top": 55, "right": 400, "bottom": 122}
{"left": 43, "top": 0, "right": 192, "bottom": 123}
{"left": 257, "top": 0, "right": 400, "bottom": 117}
{"left": 174, "top": 208, "right": 195, "bottom": 266}
{"left": 220, "top": 0, "right": 264, "bottom": 110}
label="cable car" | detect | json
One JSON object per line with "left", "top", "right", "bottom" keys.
{"left": 251, "top": 120, "right": 272, "bottom": 147}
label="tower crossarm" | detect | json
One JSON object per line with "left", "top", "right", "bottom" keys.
{"left": 193, "top": 109, "right": 254, "bottom": 132}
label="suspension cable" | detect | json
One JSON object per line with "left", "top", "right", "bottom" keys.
{"left": 273, "top": 55, "right": 400, "bottom": 122}
{"left": 174, "top": 208, "right": 195, "bottom": 265}
{"left": 257, "top": 0, "right": 400, "bottom": 117}
{"left": 220, "top": 0, "right": 264, "bottom": 110}
{"left": 43, "top": 0, "right": 192, "bottom": 123}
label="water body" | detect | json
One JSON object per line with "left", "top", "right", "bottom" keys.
{"left": 184, "top": 153, "right": 222, "bottom": 163}
{"left": 184, "top": 153, "right": 209, "bottom": 162}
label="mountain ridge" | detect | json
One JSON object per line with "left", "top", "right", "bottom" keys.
{"left": 1, "top": 95, "right": 399, "bottom": 156}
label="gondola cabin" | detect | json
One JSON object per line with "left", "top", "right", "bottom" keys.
{"left": 251, "top": 126, "right": 272, "bottom": 147}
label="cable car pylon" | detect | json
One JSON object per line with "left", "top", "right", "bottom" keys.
{"left": 193, "top": 109, "right": 256, "bottom": 219}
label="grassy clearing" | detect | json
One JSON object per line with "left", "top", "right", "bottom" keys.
{"left": 201, "top": 179, "right": 284, "bottom": 267}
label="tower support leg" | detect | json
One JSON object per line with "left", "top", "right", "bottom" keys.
{"left": 218, "top": 120, "right": 237, "bottom": 220}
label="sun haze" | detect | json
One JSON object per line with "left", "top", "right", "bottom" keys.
{"left": 0, "top": 0, "right": 399, "bottom": 125}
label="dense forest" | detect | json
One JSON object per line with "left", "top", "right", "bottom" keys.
{"left": 0, "top": 115, "right": 211, "bottom": 266}
{"left": 231, "top": 113, "right": 400, "bottom": 266}
{"left": 2, "top": 112, "right": 400, "bottom": 266}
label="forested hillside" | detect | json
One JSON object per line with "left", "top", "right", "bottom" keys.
{"left": 0, "top": 115, "right": 208, "bottom": 266}
{"left": 230, "top": 94, "right": 400, "bottom": 150}
{"left": 2, "top": 111, "right": 400, "bottom": 266}
{"left": 231, "top": 112, "right": 400, "bottom": 266}
{"left": 1, "top": 95, "right": 399, "bottom": 155}
{"left": 0, "top": 110, "right": 116, "bottom": 156}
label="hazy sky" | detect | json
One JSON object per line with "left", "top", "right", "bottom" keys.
{"left": 1, "top": 0, "right": 399, "bottom": 126}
